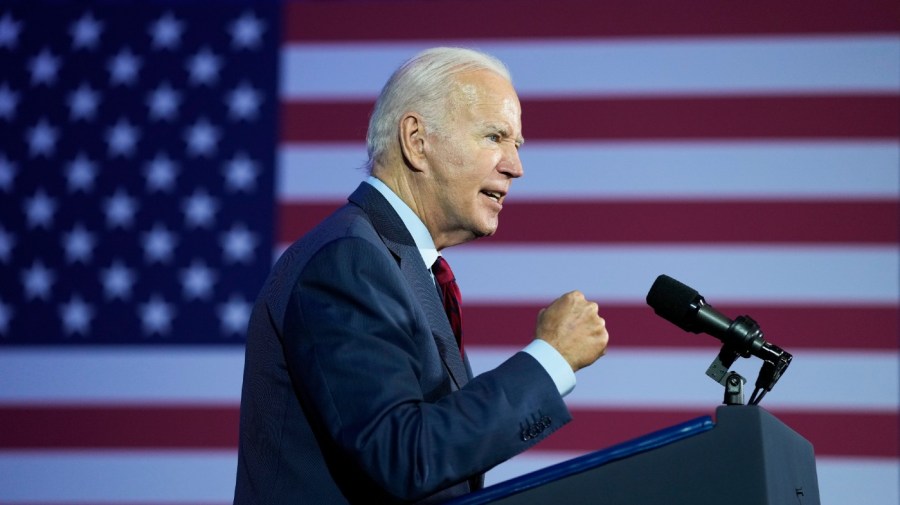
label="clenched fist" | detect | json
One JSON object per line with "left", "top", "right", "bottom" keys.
{"left": 535, "top": 290, "right": 609, "bottom": 372}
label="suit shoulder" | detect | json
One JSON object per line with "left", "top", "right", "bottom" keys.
{"left": 280, "top": 203, "right": 379, "bottom": 264}
{"left": 263, "top": 204, "right": 390, "bottom": 294}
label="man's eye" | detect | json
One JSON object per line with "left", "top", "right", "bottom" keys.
{"left": 487, "top": 134, "right": 501, "bottom": 142}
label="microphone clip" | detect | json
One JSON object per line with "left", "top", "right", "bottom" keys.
{"left": 704, "top": 315, "right": 793, "bottom": 406}
{"left": 704, "top": 314, "right": 764, "bottom": 385}
{"left": 750, "top": 343, "right": 793, "bottom": 405}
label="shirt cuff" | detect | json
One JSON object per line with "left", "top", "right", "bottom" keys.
{"left": 523, "top": 339, "right": 576, "bottom": 397}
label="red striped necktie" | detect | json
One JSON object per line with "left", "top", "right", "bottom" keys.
{"left": 432, "top": 256, "right": 464, "bottom": 356}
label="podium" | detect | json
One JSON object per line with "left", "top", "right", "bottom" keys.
{"left": 447, "top": 406, "right": 820, "bottom": 505}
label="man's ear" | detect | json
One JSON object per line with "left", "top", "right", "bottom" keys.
{"left": 398, "top": 113, "right": 428, "bottom": 172}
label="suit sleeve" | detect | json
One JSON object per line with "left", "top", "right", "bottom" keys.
{"left": 281, "top": 236, "right": 571, "bottom": 502}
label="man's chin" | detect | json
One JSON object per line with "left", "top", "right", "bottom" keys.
{"left": 452, "top": 218, "right": 499, "bottom": 246}
{"left": 475, "top": 222, "right": 499, "bottom": 238}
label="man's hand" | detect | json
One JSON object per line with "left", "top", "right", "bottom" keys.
{"left": 535, "top": 290, "right": 609, "bottom": 372}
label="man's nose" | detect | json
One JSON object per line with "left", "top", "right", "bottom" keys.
{"left": 500, "top": 144, "right": 524, "bottom": 179}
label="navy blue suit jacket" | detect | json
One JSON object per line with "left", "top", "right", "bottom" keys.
{"left": 233, "top": 182, "right": 571, "bottom": 504}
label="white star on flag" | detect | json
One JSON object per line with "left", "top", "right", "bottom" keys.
{"left": 148, "top": 12, "right": 184, "bottom": 50}
{"left": 100, "top": 260, "right": 136, "bottom": 300}
{"left": 62, "top": 224, "right": 96, "bottom": 264}
{"left": 229, "top": 11, "right": 265, "bottom": 50}
{"left": 186, "top": 47, "right": 222, "bottom": 86}
{"left": 0, "top": 83, "right": 18, "bottom": 119}
{"left": 59, "top": 295, "right": 94, "bottom": 336}
{"left": 68, "top": 83, "right": 101, "bottom": 121}
{"left": 29, "top": 48, "right": 61, "bottom": 85}
{"left": 66, "top": 154, "right": 99, "bottom": 192}
{"left": 0, "top": 12, "right": 22, "bottom": 49}
{"left": 70, "top": 12, "right": 103, "bottom": 50}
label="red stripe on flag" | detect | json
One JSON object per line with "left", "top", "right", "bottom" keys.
{"left": 488, "top": 200, "right": 899, "bottom": 244}
{"left": 278, "top": 200, "right": 900, "bottom": 246}
{"left": 0, "top": 406, "right": 238, "bottom": 449}
{"left": 529, "top": 96, "right": 900, "bottom": 140}
{"left": 285, "top": 0, "right": 900, "bottom": 41}
{"left": 463, "top": 304, "right": 900, "bottom": 350}
{"left": 544, "top": 408, "right": 899, "bottom": 458}
{"left": 281, "top": 95, "right": 900, "bottom": 142}
{"left": 3, "top": 406, "right": 895, "bottom": 458}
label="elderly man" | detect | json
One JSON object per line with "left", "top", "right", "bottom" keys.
{"left": 234, "top": 47, "right": 609, "bottom": 504}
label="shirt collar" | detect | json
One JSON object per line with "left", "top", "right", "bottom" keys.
{"left": 365, "top": 176, "right": 440, "bottom": 270}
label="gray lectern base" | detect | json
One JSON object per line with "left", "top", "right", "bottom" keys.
{"left": 447, "top": 406, "right": 820, "bottom": 505}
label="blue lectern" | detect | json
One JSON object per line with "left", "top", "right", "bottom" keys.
{"left": 447, "top": 406, "right": 820, "bottom": 505}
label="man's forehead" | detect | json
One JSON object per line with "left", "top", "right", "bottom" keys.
{"left": 453, "top": 75, "right": 520, "bottom": 114}
{"left": 450, "top": 67, "right": 513, "bottom": 94}
{"left": 442, "top": 70, "right": 522, "bottom": 136}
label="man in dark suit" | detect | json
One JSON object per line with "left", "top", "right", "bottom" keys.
{"left": 234, "top": 47, "right": 609, "bottom": 504}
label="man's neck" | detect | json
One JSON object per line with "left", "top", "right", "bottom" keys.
{"left": 366, "top": 175, "right": 439, "bottom": 269}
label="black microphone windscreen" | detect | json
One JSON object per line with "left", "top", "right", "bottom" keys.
{"left": 646, "top": 274, "right": 700, "bottom": 327}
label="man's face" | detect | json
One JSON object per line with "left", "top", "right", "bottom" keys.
{"left": 419, "top": 70, "right": 524, "bottom": 249}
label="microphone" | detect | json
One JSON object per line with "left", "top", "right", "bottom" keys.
{"left": 646, "top": 274, "right": 792, "bottom": 404}
{"left": 647, "top": 274, "right": 766, "bottom": 358}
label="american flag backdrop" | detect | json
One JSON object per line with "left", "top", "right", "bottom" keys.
{"left": 1, "top": 0, "right": 898, "bottom": 503}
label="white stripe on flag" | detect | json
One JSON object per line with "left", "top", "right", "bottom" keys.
{"left": 471, "top": 348, "right": 899, "bottom": 410}
{"left": 0, "top": 451, "right": 236, "bottom": 503}
{"left": 281, "top": 36, "right": 900, "bottom": 98}
{"left": 278, "top": 141, "right": 900, "bottom": 201}
{"left": 266, "top": 245, "right": 900, "bottom": 307}
{"left": 3, "top": 347, "right": 896, "bottom": 410}
{"left": 445, "top": 245, "right": 899, "bottom": 303}
{"left": 0, "top": 347, "right": 244, "bottom": 404}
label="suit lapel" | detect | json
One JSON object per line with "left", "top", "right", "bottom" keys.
{"left": 348, "top": 183, "right": 469, "bottom": 389}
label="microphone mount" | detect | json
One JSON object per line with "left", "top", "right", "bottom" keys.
{"left": 703, "top": 312, "right": 792, "bottom": 405}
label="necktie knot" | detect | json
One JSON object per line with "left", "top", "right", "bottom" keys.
{"left": 433, "top": 256, "right": 464, "bottom": 356}
{"left": 432, "top": 256, "right": 456, "bottom": 286}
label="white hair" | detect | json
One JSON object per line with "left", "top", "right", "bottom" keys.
{"left": 364, "top": 47, "right": 511, "bottom": 171}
